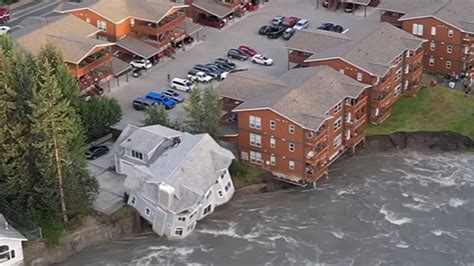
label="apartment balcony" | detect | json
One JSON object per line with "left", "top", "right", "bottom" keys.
{"left": 346, "top": 128, "right": 365, "bottom": 147}
{"left": 305, "top": 164, "right": 328, "bottom": 181}
{"left": 463, "top": 34, "right": 473, "bottom": 43}
{"left": 288, "top": 50, "right": 312, "bottom": 65}
{"left": 305, "top": 142, "right": 328, "bottom": 165}
{"left": 461, "top": 51, "right": 474, "bottom": 63}
{"left": 306, "top": 126, "right": 328, "bottom": 146}
{"left": 371, "top": 92, "right": 391, "bottom": 109}
{"left": 131, "top": 15, "right": 186, "bottom": 36}
{"left": 405, "top": 82, "right": 422, "bottom": 96}
{"left": 346, "top": 113, "right": 367, "bottom": 130}
{"left": 405, "top": 51, "right": 423, "bottom": 65}
{"left": 371, "top": 108, "right": 391, "bottom": 125}
{"left": 404, "top": 64, "right": 423, "bottom": 82}
{"left": 380, "top": 11, "right": 402, "bottom": 27}
{"left": 345, "top": 96, "right": 367, "bottom": 113}
{"left": 375, "top": 75, "right": 394, "bottom": 92}
{"left": 71, "top": 53, "right": 112, "bottom": 78}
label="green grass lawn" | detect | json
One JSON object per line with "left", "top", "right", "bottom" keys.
{"left": 367, "top": 85, "right": 474, "bottom": 139}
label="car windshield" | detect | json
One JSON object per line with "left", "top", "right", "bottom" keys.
{"left": 185, "top": 81, "right": 192, "bottom": 86}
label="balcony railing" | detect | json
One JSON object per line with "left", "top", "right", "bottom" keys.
{"left": 288, "top": 51, "right": 311, "bottom": 65}
{"left": 380, "top": 11, "right": 402, "bottom": 27}
{"left": 461, "top": 52, "right": 474, "bottom": 63}
{"left": 306, "top": 127, "right": 328, "bottom": 146}
{"left": 405, "top": 51, "right": 423, "bottom": 65}
{"left": 305, "top": 165, "right": 328, "bottom": 181}
{"left": 345, "top": 96, "right": 367, "bottom": 113}
{"left": 131, "top": 15, "right": 185, "bottom": 36}
{"left": 371, "top": 109, "right": 391, "bottom": 125}
{"left": 346, "top": 129, "right": 365, "bottom": 147}
{"left": 346, "top": 113, "right": 367, "bottom": 130}
{"left": 463, "top": 34, "right": 472, "bottom": 42}
{"left": 371, "top": 92, "right": 391, "bottom": 108}
{"left": 404, "top": 82, "right": 422, "bottom": 96}
{"left": 404, "top": 64, "right": 423, "bottom": 82}
{"left": 306, "top": 143, "right": 328, "bottom": 164}
{"left": 375, "top": 75, "right": 394, "bottom": 92}
{"left": 71, "top": 53, "right": 112, "bottom": 77}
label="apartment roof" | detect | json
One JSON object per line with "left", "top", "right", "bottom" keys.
{"left": 0, "top": 214, "right": 27, "bottom": 241}
{"left": 116, "top": 36, "right": 161, "bottom": 59}
{"left": 192, "top": 0, "right": 234, "bottom": 19}
{"left": 286, "top": 29, "right": 351, "bottom": 54}
{"left": 56, "top": 0, "right": 187, "bottom": 24}
{"left": 346, "top": 0, "right": 371, "bottom": 5}
{"left": 111, "top": 57, "right": 132, "bottom": 76}
{"left": 288, "top": 23, "right": 426, "bottom": 77}
{"left": 10, "top": 14, "right": 112, "bottom": 64}
{"left": 219, "top": 66, "right": 368, "bottom": 129}
{"left": 377, "top": 0, "right": 445, "bottom": 13}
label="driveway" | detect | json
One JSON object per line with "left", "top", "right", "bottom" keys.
{"left": 107, "top": 0, "right": 382, "bottom": 130}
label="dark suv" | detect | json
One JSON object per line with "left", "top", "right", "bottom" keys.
{"left": 197, "top": 15, "right": 224, "bottom": 29}
{"left": 267, "top": 26, "right": 286, "bottom": 39}
{"left": 132, "top": 96, "right": 156, "bottom": 111}
{"left": 227, "top": 48, "right": 249, "bottom": 61}
{"left": 193, "top": 64, "right": 221, "bottom": 79}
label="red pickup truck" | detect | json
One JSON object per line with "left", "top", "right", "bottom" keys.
{"left": 0, "top": 7, "right": 10, "bottom": 24}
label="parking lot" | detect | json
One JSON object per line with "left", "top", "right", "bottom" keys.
{"left": 106, "top": 0, "right": 381, "bottom": 130}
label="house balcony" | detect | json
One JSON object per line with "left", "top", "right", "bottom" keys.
{"left": 405, "top": 51, "right": 423, "bottom": 65}
{"left": 71, "top": 53, "right": 112, "bottom": 78}
{"left": 345, "top": 96, "right": 367, "bottom": 113}
{"left": 371, "top": 108, "right": 391, "bottom": 125}
{"left": 404, "top": 64, "right": 423, "bottom": 82}
{"left": 306, "top": 126, "right": 328, "bottom": 146}
{"left": 288, "top": 50, "right": 312, "bottom": 65}
{"left": 371, "top": 91, "right": 391, "bottom": 109}
{"left": 305, "top": 142, "right": 328, "bottom": 165}
{"left": 305, "top": 164, "right": 328, "bottom": 181}
{"left": 380, "top": 11, "right": 402, "bottom": 27}
{"left": 346, "top": 113, "right": 367, "bottom": 130}
{"left": 346, "top": 128, "right": 365, "bottom": 147}
{"left": 131, "top": 15, "right": 186, "bottom": 36}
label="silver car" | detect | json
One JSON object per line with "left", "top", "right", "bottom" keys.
{"left": 162, "top": 89, "right": 185, "bottom": 103}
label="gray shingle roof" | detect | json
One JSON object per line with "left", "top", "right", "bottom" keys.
{"left": 0, "top": 214, "right": 27, "bottom": 240}
{"left": 378, "top": 0, "right": 446, "bottom": 13}
{"left": 45, "top": 34, "right": 112, "bottom": 63}
{"left": 192, "top": 0, "right": 234, "bottom": 18}
{"left": 286, "top": 29, "right": 351, "bottom": 54}
{"left": 219, "top": 66, "right": 368, "bottom": 129}
{"left": 116, "top": 36, "right": 161, "bottom": 59}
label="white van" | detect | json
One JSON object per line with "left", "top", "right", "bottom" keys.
{"left": 171, "top": 78, "right": 194, "bottom": 92}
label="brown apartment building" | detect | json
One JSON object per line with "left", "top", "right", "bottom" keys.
{"left": 174, "top": 0, "right": 262, "bottom": 22}
{"left": 56, "top": 0, "right": 201, "bottom": 63}
{"left": 378, "top": 0, "right": 474, "bottom": 75}
{"left": 10, "top": 14, "right": 116, "bottom": 93}
{"left": 286, "top": 23, "right": 426, "bottom": 125}
{"left": 217, "top": 66, "right": 369, "bottom": 185}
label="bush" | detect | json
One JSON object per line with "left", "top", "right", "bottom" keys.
{"left": 229, "top": 160, "right": 264, "bottom": 182}
{"left": 79, "top": 97, "right": 122, "bottom": 141}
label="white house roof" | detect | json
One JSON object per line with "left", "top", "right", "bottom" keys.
{"left": 0, "top": 214, "right": 27, "bottom": 241}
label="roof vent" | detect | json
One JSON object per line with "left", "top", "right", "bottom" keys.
{"left": 127, "top": 138, "right": 131, "bottom": 141}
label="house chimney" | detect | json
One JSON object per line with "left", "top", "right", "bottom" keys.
{"left": 5, "top": 220, "right": 8, "bottom": 230}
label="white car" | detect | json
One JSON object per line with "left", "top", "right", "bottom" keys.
{"left": 0, "top": 26, "right": 10, "bottom": 35}
{"left": 251, "top": 54, "right": 274, "bottom": 66}
{"left": 187, "top": 70, "right": 213, "bottom": 83}
{"left": 171, "top": 78, "right": 194, "bottom": 92}
{"left": 130, "top": 59, "right": 152, "bottom": 69}
{"left": 293, "top": 19, "right": 309, "bottom": 31}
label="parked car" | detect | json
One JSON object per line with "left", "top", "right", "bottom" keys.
{"left": 258, "top": 25, "right": 272, "bottom": 35}
{"left": 162, "top": 89, "right": 184, "bottom": 103}
{"left": 272, "top": 15, "right": 285, "bottom": 26}
{"left": 85, "top": 145, "right": 109, "bottom": 160}
{"left": 345, "top": 3, "right": 355, "bottom": 13}
{"left": 145, "top": 91, "right": 177, "bottom": 109}
{"left": 132, "top": 96, "right": 157, "bottom": 111}
{"left": 332, "top": 25, "right": 344, "bottom": 33}
{"left": 293, "top": 19, "right": 309, "bottom": 30}
{"left": 318, "top": 22, "right": 334, "bottom": 31}
{"left": 251, "top": 54, "right": 274, "bottom": 66}
{"left": 267, "top": 26, "right": 286, "bottom": 39}
{"left": 0, "top": 26, "right": 10, "bottom": 35}
{"left": 281, "top": 16, "right": 299, "bottom": 28}
{"left": 238, "top": 45, "right": 257, "bottom": 56}
{"left": 0, "top": 7, "right": 10, "bottom": 24}
{"left": 187, "top": 69, "right": 213, "bottom": 83}
{"left": 228, "top": 48, "right": 249, "bottom": 61}
{"left": 322, "top": 0, "right": 329, "bottom": 7}
{"left": 197, "top": 15, "right": 224, "bottom": 29}
{"left": 202, "top": 64, "right": 229, "bottom": 79}
{"left": 194, "top": 64, "right": 222, "bottom": 79}
{"left": 183, "top": 36, "right": 194, "bottom": 45}
{"left": 132, "top": 68, "right": 143, "bottom": 78}
{"left": 130, "top": 59, "right": 152, "bottom": 69}
{"left": 215, "top": 57, "right": 236, "bottom": 69}
{"left": 207, "top": 63, "right": 232, "bottom": 72}
{"left": 282, "top": 28, "right": 296, "bottom": 40}
{"left": 171, "top": 78, "right": 194, "bottom": 92}
{"left": 244, "top": 2, "right": 259, "bottom": 11}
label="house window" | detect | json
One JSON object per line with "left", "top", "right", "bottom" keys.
{"left": 334, "top": 117, "right": 342, "bottom": 130}
{"left": 224, "top": 181, "right": 232, "bottom": 192}
{"left": 269, "top": 120, "right": 276, "bottom": 130}
{"left": 345, "top": 129, "right": 351, "bottom": 140}
{"left": 288, "top": 160, "right": 295, "bottom": 170}
{"left": 395, "top": 67, "right": 402, "bottom": 80}
{"left": 10, "top": 250, "right": 15, "bottom": 259}
{"left": 270, "top": 137, "right": 276, "bottom": 148}
{"left": 270, "top": 155, "right": 276, "bottom": 166}
{"left": 289, "top": 142, "right": 295, "bottom": 152}
{"left": 289, "top": 125, "right": 295, "bottom": 134}
{"left": 249, "top": 133, "right": 262, "bottom": 147}
{"left": 429, "top": 57, "right": 435, "bottom": 66}
{"left": 249, "top": 116, "right": 261, "bottom": 129}
{"left": 178, "top": 216, "right": 186, "bottom": 222}
{"left": 145, "top": 207, "right": 151, "bottom": 216}
{"left": 130, "top": 196, "right": 136, "bottom": 205}
{"left": 356, "top": 72, "right": 363, "bottom": 81}
{"left": 430, "top": 42, "right": 435, "bottom": 51}
{"left": 131, "top": 150, "right": 143, "bottom": 160}
{"left": 334, "top": 102, "right": 343, "bottom": 113}
{"left": 190, "top": 210, "right": 197, "bottom": 219}
{"left": 97, "top": 20, "right": 107, "bottom": 31}
{"left": 250, "top": 151, "right": 262, "bottom": 165}
{"left": 447, "top": 45, "right": 453, "bottom": 54}
{"left": 203, "top": 204, "right": 212, "bottom": 215}
{"left": 334, "top": 134, "right": 342, "bottom": 148}
{"left": 175, "top": 227, "right": 184, "bottom": 236}
{"left": 431, "top": 26, "right": 436, "bottom": 36}
{"left": 446, "top": 61, "right": 452, "bottom": 69}
{"left": 220, "top": 173, "right": 225, "bottom": 180}
{"left": 394, "top": 84, "right": 402, "bottom": 96}
{"left": 412, "top": 23, "right": 423, "bottom": 36}
{"left": 218, "top": 190, "right": 223, "bottom": 197}
{"left": 448, "top": 29, "right": 454, "bottom": 38}
{"left": 0, "top": 245, "right": 10, "bottom": 262}
{"left": 241, "top": 151, "right": 249, "bottom": 161}
{"left": 205, "top": 189, "right": 212, "bottom": 199}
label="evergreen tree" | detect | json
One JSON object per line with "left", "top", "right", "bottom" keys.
{"left": 78, "top": 97, "right": 122, "bottom": 141}
{"left": 184, "top": 86, "right": 221, "bottom": 135}
{"left": 144, "top": 105, "right": 170, "bottom": 126}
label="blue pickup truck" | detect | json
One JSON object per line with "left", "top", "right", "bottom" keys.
{"left": 145, "top": 91, "right": 177, "bottom": 109}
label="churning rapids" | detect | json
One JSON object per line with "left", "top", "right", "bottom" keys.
{"left": 62, "top": 150, "right": 474, "bottom": 265}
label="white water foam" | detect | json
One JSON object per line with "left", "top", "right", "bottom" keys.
{"left": 379, "top": 205, "right": 413, "bottom": 225}
{"left": 198, "top": 222, "right": 240, "bottom": 238}
{"left": 431, "top": 229, "right": 458, "bottom": 239}
{"left": 402, "top": 203, "right": 433, "bottom": 212}
{"left": 329, "top": 230, "right": 345, "bottom": 239}
{"left": 396, "top": 241, "right": 410, "bottom": 248}
{"left": 449, "top": 198, "right": 467, "bottom": 207}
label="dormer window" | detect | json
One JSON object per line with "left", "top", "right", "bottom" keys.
{"left": 131, "top": 150, "right": 143, "bottom": 160}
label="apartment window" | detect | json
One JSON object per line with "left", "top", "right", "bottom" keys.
{"left": 130, "top": 18, "right": 135, "bottom": 26}
{"left": 356, "top": 72, "right": 363, "bottom": 81}
{"left": 249, "top": 116, "right": 261, "bottom": 129}
{"left": 334, "top": 117, "right": 342, "bottom": 130}
{"left": 344, "top": 112, "right": 351, "bottom": 123}
{"left": 289, "top": 125, "right": 295, "bottom": 134}
{"left": 446, "top": 61, "right": 452, "bottom": 69}
{"left": 270, "top": 155, "right": 276, "bottom": 166}
{"left": 404, "top": 80, "right": 409, "bottom": 90}
{"left": 334, "top": 102, "right": 343, "bottom": 113}
{"left": 405, "top": 64, "right": 409, "bottom": 74}
{"left": 394, "top": 84, "right": 402, "bottom": 96}
{"left": 250, "top": 151, "right": 262, "bottom": 165}
{"left": 334, "top": 134, "right": 342, "bottom": 148}
{"left": 430, "top": 42, "right": 435, "bottom": 51}
{"left": 431, "top": 26, "right": 436, "bottom": 36}
{"left": 448, "top": 29, "right": 454, "bottom": 38}
{"left": 145, "top": 207, "right": 151, "bottom": 216}
{"left": 269, "top": 120, "right": 276, "bottom": 130}
{"left": 241, "top": 151, "right": 249, "bottom": 161}
{"left": 288, "top": 160, "right": 295, "bottom": 170}
{"left": 429, "top": 57, "right": 435, "bottom": 66}
{"left": 339, "top": 69, "right": 345, "bottom": 74}
{"left": 412, "top": 23, "right": 423, "bottom": 36}
{"left": 289, "top": 142, "right": 295, "bottom": 152}
{"left": 447, "top": 45, "right": 453, "bottom": 54}
{"left": 131, "top": 150, "right": 143, "bottom": 160}
{"left": 178, "top": 216, "right": 186, "bottom": 222}
{"left": 97, "top": 20, "right": 107, "bottom": 31}
{"left": 249, "top": 133, "right": 262, "bottom": 147}
{"left": 175, "top": 227, "right": 183, "bottom": 236}
{"left": 85, "top": 17, "right": 91, "bottom": 24}
{"left": 395, "top": 67, "right": 402, "bottom": 80}
{"left": 130, "top": 196, "right": 136, "bottom": 205}
{"left": 270, "top": 137, "right": 276, "bottom": 148}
